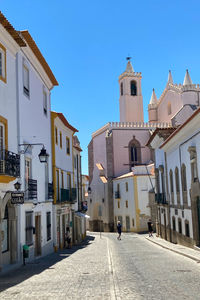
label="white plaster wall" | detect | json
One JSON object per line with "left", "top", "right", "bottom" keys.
{"left": 90, "top": 131, "right": 108, "bottom": 223}
{"left": 181, "top": 91, "right": 198, "bottom": 106}
{"left": 113, "top": 176, "right": 136, "bottom": 231}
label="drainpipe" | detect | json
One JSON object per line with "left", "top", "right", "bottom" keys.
{"left": 16, "top": 53, "right": 22, "bottom": 264}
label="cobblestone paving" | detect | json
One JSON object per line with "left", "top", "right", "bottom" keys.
{"left": 0, "top": 233, "right": 200, "bottom": 299}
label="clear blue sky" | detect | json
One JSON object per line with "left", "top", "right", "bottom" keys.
{"left": 2, "top": 0, "right": 200, "bottom": 174}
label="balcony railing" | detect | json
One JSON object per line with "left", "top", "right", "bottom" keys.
{"left": 48, "top": 183, "right": 54, "bottom": 199}
{"left": 0, "top": 149, "right": 20, "bottom": 177}
{"left": 60, "top": 188, "right": 77, "bottom": 203}
{"left": 115, "top": 191, "right": 120, "bottom": 199}
{"left": 155, "top": 193, "right": 167, "bottom": 204}
{"left": 28, "top": 179, "right": 37, "bottom": 199}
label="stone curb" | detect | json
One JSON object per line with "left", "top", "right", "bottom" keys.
{"left": 145, "top": 237, "right": 200, "bottom": 263}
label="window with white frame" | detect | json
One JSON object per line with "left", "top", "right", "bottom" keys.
{"left": 23, "top": 62, "right": 30, "bottom": 96}
{"left": 0, "top": 43, "right": 6, "bottom": 82}
{"left": 25, "top": 211, "right": 33, "bottom": 246}
{"left": 43, "top": 89, "right": 47, "bottom": 115}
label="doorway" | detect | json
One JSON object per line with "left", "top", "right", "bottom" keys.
{"left": 35, "top": 215, "right": 41, "bottom": 256}
{"left": 126, "top": 216, "right": 130, "bottom": 232}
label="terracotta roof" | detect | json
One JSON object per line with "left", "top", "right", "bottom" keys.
{"left": 146, "top": 127, "right": 176, "bottom": 147}
{"left": 160, "top": 107, "right": 200, "bottom": 149}
{"left": 55, "top": 112, "right": 78, "bottom": 133}
{"left": 0, "top": 11, "right": 26, "bottom": 47}
{"left": 20, "top": 30, "right": 58, "bottom": 86}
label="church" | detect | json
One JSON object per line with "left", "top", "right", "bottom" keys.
{"left": 88, "top": 60, "right": 199, "bottom": 232}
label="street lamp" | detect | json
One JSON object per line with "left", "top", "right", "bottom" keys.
{"left": 14, "top": 180, "right": 21, "bottom": 191}
{"left": 19, "top": 143, "right": 49, "bottom": 163}
{"left": 38, "top": 146, "right": 49, "bottom": 163}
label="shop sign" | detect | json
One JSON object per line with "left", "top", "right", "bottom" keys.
{"left": 11, "top": 192, "right": 24, "bottom": 204}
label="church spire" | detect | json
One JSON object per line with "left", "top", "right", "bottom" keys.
{"left": 125, "top": 60, "right": 134, "bottom": 73}
{"left": 167, "top": 70, "right": 173, "bottom": 84}
{"left": 149, "top": 88, "right": 157, "bottom": 105}
{"left": 183, "top": 69, "right": 193, "bottom": 85}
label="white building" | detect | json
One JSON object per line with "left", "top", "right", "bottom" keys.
{"left": 113, "top": 165, "right": 155, "bottom": 232}
{"left": 148, "top": 108, "right": 200, "bottom": 248}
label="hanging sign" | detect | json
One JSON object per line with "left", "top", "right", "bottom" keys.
{"left": 11, "top": 192, "right": 24, "bottom": 204}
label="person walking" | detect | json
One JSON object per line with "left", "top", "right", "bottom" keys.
{"left": 147, "top": 219, "right": 153, "bottom": 237}
{"left": 65, "top": 226, "right": 71, "bottom": 248}
{"left": 117, "top": 220, "right": 122, "bottom": 240}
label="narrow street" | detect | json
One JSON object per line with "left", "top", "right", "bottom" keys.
{"left": 0, "top": 233, "right": 200, "bottom": 299}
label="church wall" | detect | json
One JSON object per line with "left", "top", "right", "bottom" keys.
{"left": 157, "top": 90, "right": 182, "bottom": 123}
{"left": 112, "top": 129, "right": 151, "bottom": 177}
{"left": 181, "top": 91, "right": 199, "bottom": 106}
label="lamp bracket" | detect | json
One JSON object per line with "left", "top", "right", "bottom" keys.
{"left": 19, "top": 143, "right": 44, "bottom": 154}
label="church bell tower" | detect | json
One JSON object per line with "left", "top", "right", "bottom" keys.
{"left": 119, "top": 60, "right": 144, "bottom": 122}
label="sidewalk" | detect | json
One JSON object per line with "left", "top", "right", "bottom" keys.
{"left": 145, "top": 234, "right": 200, "bottom": 262}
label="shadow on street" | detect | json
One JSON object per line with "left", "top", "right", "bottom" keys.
{"left": 0, "top": 235, "right": 95, "bottom": 293}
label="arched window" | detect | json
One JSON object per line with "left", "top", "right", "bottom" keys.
{"left": 120, "top": 82, "right": 123, "bottom": 96}
{"left": 181, "top": 164, "right": 187, "bottom": 191}
{"left": 175, "top": 167, "right": 180, "bottom": 193}
{"left": 169, "top": 169, "right": 174, "bottom": 193}
{"left": 130, "top": 80, "right": 137, "bottom": 96}
{"left": 128, "top": 137, "right": 141, "bottom": 170}
{"left": 168, "top": 102, "right": 172, "bottom": 115}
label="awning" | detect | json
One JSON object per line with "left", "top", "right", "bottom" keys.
{"left": 75, "top": 212, "right": 90, "bottom": 219}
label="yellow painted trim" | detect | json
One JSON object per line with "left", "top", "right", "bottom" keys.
{"left": 72, "top": 133, "right": 75, "bottom": 187}
{"left": 0, "top": 43, "right": 7, "bottom": 84}
{"left": 133, "top": 176, "right": 140, "bottom": 231}
{"left": 0, "top": 175, "right": 16, "bottom": 183}
{"left": 0, "top": 115, "right": 8, "bottom": 150}
{"left": 51, "top": 112, "right": 57, "bottom": 204}
{"left": 55, "top": 126, "right": 58, "bottom": 145}
{"left": 67, "top": 172, "right": 71, "bottom": 189}
{"left": 60, "top": 131, "right": 62, "bottom": 149}
{"left": 56, "top": 168, "right": 60, "bottom": 201}
{"left": 61, "top": 170, "right": 64, "bottom": 188}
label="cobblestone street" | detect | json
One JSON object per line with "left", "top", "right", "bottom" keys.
{"left": 0, "top": 233, "right": 200, "bottom": 299}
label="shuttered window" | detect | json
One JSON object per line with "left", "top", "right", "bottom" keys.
{"left": 25, "top": 211, "right": 33, "bottom": 246}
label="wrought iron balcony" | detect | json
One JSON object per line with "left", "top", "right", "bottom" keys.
{"left": 48, "top": 183, "right": 54, "bottom": 199}
{"left": 60, "top": 188, "right": 77, "bottom": 203}
{"left": 155, "top": 193, "right": 167, "bottom": 204}
{"left": 0, "top": 149, "right": 20, "bottom": 177}
{"left": 115, "top": 191, "right": 120, "bottom": 199}
{"left": 28, "top": 179, "right": 37, "bottom": 199}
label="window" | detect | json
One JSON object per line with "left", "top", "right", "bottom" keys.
{"left": 172, "top": 217, "right": 176, "bottom": 231}
{"left": 120, "top": 82, "right": 123, "bottom": 96}
{"left": 175, "top": 167, "right": 180, "bottom": 193}
{"left": 128, "top": 137, "right": 141, "bottom": 170}
{"left": 66, "top": 137, "right": 70, "bottom": 155}
{"left": 185, "top": 222, "right": 190, "bottom": 237}
{"left": 61, "top": 171, "right": 64, "bottom": 188}
{"left": 55, "top": 127, "right": 58, "bottom": 145}
{"left": 67, "top": 173, "right": 71, "bottom": 189}
{"left": 118, "top": 200, "right": 120, "bottom": 209}
{"left": 188, "top": 146, "right": 198, "bottom": 182}
{"left": 125, "top": 182, "right": 128, "bottom": 192}
{"left": 56, "top": 169, "right": 59, "bottom": 200}
{"left": 60, "top": 132, "right": 62, "bottom": 148}
{"left": 178, "top": 219, "right": 182, "bottom": 234}
{"left": 181, "top": 164, "right": 187, "bottom": 191}
{"left": 168, "top": 102, "right": 172, "bottom": 115}
{"left": 126, "top": 200, "right": 128, "bottom": 208}
{"left": 23, "top": 63, "right": 30, "bottom": 96}
{"left": 43, "top": 90, "right": 47, "bottom": 116}
{"left": 0, "top": 43, "right": 6, "bottom": 82}
{"left": 160, "top": 166, "right": 165, "bottom": 193}
{"left": 25, "top": 211, "right": 33, "bottom": 246}
{"left": 155, "top": 168, "right": 160, "bottom": 194}
{"left": 130, "top": 80, "right": 137, "bottom": 96}
{"left": 2, "top": 205, "right": 8, "bottom": 252}
{"left": 74, "top": 155, "right": 76, "bottom": 169}
{"left": 169, "top": 170, "right": 174, "bottom": 193}
{"left": 46, "top": 212, "right": 51, "bottom": 241}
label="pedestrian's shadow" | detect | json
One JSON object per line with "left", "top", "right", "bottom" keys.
{"left": 0, "top": 235, "right": 95, "bottom": 293}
